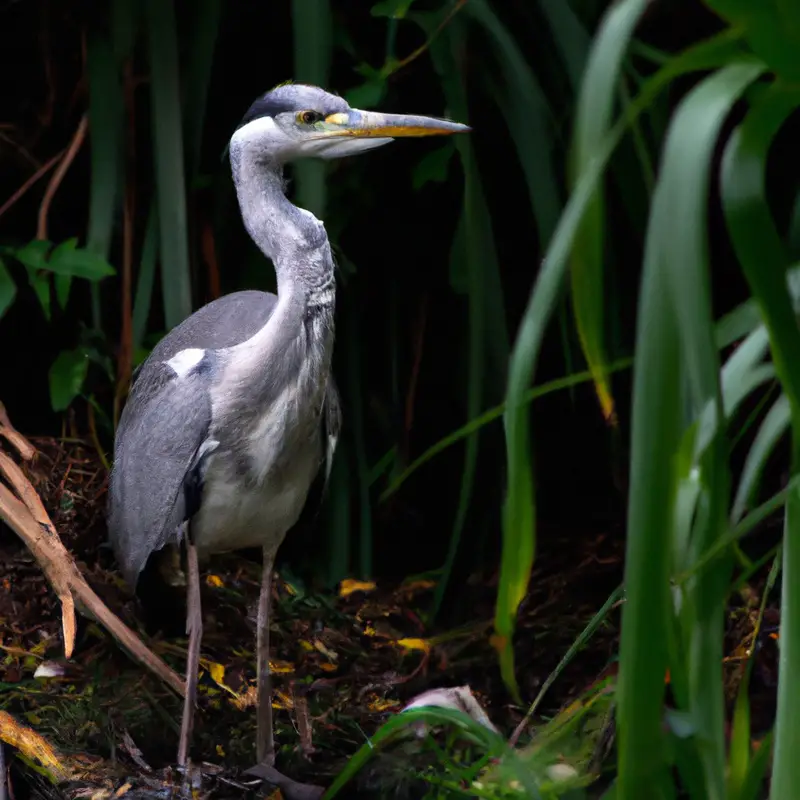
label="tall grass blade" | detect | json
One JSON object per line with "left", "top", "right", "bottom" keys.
{"left": 344, "top": 299, "right": 372, "bottom": 578}
{"left": 570, "top": 0, "right": 650, "bottom": 423}
{"left": 422, "top": 18, "right": 497, "bottom": 616}
{"left": 655, "top": 61, "right": 763, "bottom": 800}
{"left": 290, "top": 0, "right": 348, "bottom": 574}
{"left": 184, "top": 0, "right": 222, "bottom": 177}
{"left": 616, "top": 216, "right": 680, "bottom": 800}
{"left": 323, "top": 706, "right": 536, "bottom": 799}
{"left": 380, "top": 357, "right": 633, "bottom": 502}
{"left": 704, "top": 1, "right": 800, "bottom": 82}
{"left": 674, "top": 482, "right": 793, "bottom": 587}
{"left": 536, "top": 0, "right": 590, "bottom": 90}
{"left": 715, "top": 299, "right": 762, "bottom": 348}
{"left": 326, "top": 438, "right": 352, "bottom": 586}
{"left": 493, "top": 0, "right": 722, "bottom": 707}
{"left": 732, "top": 395, "right": 790, "bottom": 522}
{"left": 720, "top": 80, "right": 800, "bottom": 798}
{"left": 132, "top": 203, "right": 159, "bottom": 354}
{"left": 145, "top": 0, "right": 192, "bottom": 329}
{"left": 86, "top": 26, "right": 124, "bottom": 330}
{"left": 465, "top": 0, "right": 561, "bottom": 247}
{"left": 291, "top": 0, "right": 332, "bottom": 218}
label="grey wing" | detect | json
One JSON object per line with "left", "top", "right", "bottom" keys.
{"left": 112, "top": 290, "right": 279, "bottom": 586}
{"left": 108, "top": 366, "right": 212, "bottom": 588}
{"left": 129, "top": 290, "right": 279, "bottom": 391}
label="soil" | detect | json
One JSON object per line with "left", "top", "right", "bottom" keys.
{"left": 0, "top": 435, "right": 782, "bottom": 799}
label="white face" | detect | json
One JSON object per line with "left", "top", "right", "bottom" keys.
{"left": 230, "top": 114, "right": 393, "bottom": 164}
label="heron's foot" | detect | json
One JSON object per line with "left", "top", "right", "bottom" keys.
{"left": 157, "top": 543, "right": 187, "bottom": 587}
{"left": 243, "top": 763, "right": 325, "bottom": 800}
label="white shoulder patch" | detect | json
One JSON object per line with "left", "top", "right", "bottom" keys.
{"left": 165, "top": 348, "right": 205, "bottom": 378}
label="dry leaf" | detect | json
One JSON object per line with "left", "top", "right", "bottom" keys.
{"left": 205, "top": 574, "right": 224, "bottom": 588}
{"left": 398, "top": 579, "right": 436, "bottom": 595}
{"left": 0, "top": 710, "right": 71, "bottom": 782}
{"left": 367, "top": 694, "right": 400, "bottom": 713}
{"left": 202, "top": 660, "right": 240, "bottom": 698}
{"left": 312, "top": 639, "right": 338, "bottom": 661}
{"left": 338, "top": 579, "right": 377, "bottom": 598}
{"left": 273, "top": 691, "right": 294, "bottom": 710}
{"left": 395, "top": 637, "right": 430, "bottom": 653}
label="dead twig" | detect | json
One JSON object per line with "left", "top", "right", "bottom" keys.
{"left": 0, "top": 410, "right": 185, "bottom": 699}
{"left": 0, "top": 151, "right": 64, "bottom": 224}
{"left": 37, "top": 114, "right": 88, "bottom": 241}
{"left": 0, "top": 403, "right": 35, "bottom": 461}
{"left": 0, "top": 711, "right": 70, "bottom": 784}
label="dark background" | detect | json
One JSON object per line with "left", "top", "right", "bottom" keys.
{"left": 0, "top": 0, "right": 781, "bottom": 603}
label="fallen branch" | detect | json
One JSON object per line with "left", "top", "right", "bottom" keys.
{"left": 0, "top": 409, "right": 185, "bottom": 698}
{"left": 0, "top": 710, "right": 71, "bottom": 784}
{"left": 0, "top": 402, "right": 35, "bottom": 461}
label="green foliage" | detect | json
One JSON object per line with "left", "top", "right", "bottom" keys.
{"left": 49, "top": 348, "right": 90, "bottom": 412}
{"left": 547, "top": 0, "right": 800, "bottom": 795}
{"left": 9, "top": 1, "right": 800, "bottom": 794}
{"left": 145, "top": 0, "right": 192, "bottom": 330}
{"left": 0, "top": 257, "right": 17, "bottom": 320}
{"left": 0, "top": 238, "right": 115, "bottom": 407}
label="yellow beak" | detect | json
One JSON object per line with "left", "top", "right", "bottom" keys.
{"left": 319, "top": 109, "right": 471, "bottom": 138}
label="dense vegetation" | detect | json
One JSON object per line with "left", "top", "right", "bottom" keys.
{"left": 2, "top": 0, "right": 800, "bottom": 797}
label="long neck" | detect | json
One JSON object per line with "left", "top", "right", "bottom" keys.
{"left": 217, "top": 143, "right": 336, "bottom": 432}
{"left": 230, "top": 145, "right": 335, "bottom": 303}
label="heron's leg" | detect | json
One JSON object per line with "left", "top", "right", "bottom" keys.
{"left": 177, "top": 537, "right": 203, "bottom": 768}
{"left": 256, "top": 546, "right": 276, "bottom": 765}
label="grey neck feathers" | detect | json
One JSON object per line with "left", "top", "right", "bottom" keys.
{"left": 230, "top": 144, "right": 335, "bottom": 306}
{"left": 218, "top": 140, "right": 336, "bottom": 448}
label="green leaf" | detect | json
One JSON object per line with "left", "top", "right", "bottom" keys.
{"left": 704, "top": 2, "right": 800, "bottom": 81}
{"left": 324, "top": 706, "right": 535, "bottom": 799}
{"left": 732, "top": 395, "right": 790, "bottom": 522}
{"left": 49, "top": 348, "right": 90, "bottom": 412}
{"left": 292, "top": 0, "right": 332, "bottom": 219}
{"left": 537, "top": 0, "right": 591, "bottom": 90}
{"left": 738, "top": 729, "right": 773, "bottom": 800}
{"left": 54, "top": 274, "right": 72, "bottom": 310}
{"left": 649, "top": 60, "right": 763, "bottom": 800}
{"left": 569, "top": 0, "right": 649, "bottom": 422}
{"left": 0, "top": 257, "right": 17, "bottom": 320}
{"left": 184, "top": 0, "right": 223, "bottom": 177}
{"left": 464, "top": 0, "right": 562, "bottom": 247}
{"left": 25, "top": 266, "right": 51, "bottom": 321}
{"left": 86, "top": 26, "right": 124, "bottom": 327}
{"left": 146, "top": 0, "right": 193, "bottom": 330}
{"left": 132, "top": 203, "right": 159, "bottom": 353}
{"left": 48, "top": 238, "right": 116, "bottom": 281}
{"left": 411, "top": 142, "right": 454, "bottom": 190}
{"left": 14, "top": 239, "right": 52, "bottom": 270}
{"left": 378, "top": 357, "right": 633, "bottom": 502}
{"left": 370, "top": 0, "right": 416, "bottom": 19}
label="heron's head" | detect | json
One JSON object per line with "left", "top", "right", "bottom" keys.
{"left": 230, "top": 82, "right": 470, "bottom": 164}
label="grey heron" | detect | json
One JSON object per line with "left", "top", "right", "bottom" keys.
{"left": 107, "top": 82, "right": 469, "bottom": 771}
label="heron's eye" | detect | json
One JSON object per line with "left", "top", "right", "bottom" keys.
{"left": 299, "top": 110, "right": 323, "bottom": 125}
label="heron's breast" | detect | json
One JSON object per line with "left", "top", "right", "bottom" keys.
{"left": 191, "top": 434, "right": 321, "bottom": 556}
